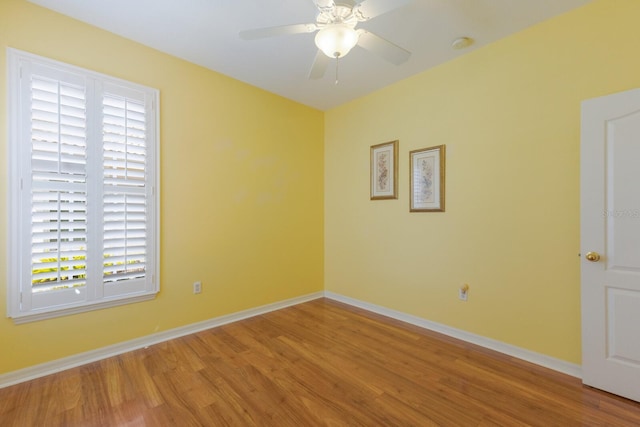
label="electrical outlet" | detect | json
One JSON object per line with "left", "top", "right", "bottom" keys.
{"left": 459, "top": 284, "right": 469, "bottom": 302}
{"left": 193, "top": 281, "right": 202, "bottom": 294}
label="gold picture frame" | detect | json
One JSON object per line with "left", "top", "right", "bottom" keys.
{"left": 370, "top": 140, "right": 398, "bottom": 200}
{"left": 410, "top": 145, "right": 445, "bottom": 212}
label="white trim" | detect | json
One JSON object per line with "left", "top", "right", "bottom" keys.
{"left": 0, "top": 290, "right": 582, "bottom": 389}
{"left": 0, "top": 292, "right": 324, "bottom": 389}
{"left": 324, "top": 292, "right": 582, "bottom": 378}
{"left": 11, "top": 292, "right": 158, "bottom": 325}
{"left": 6, "top": 48, "right": 21, "bottom": 318}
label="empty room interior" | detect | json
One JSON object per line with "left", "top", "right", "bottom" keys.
{"left": 2, "top": 0, "right": 640, "bottom": 425}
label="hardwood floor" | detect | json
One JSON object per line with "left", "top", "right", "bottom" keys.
{"left": 1, "top": 298, "right": 639, "bottom": 426}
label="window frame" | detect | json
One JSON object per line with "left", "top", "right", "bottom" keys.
{"left": 7, "top": 48, "right": 160, "bottom": 324}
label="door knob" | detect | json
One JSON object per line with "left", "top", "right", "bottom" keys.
{"left": 585, "top": 251, "right": 601, "bottom": 262}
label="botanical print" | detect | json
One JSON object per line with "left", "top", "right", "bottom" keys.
{"left": 410, "top": 145, "right": 444, "bottom": 212}
{"left": 416, "top": 156, "right": 435, "bottom": 203}
{"left": 376, "top": 151, "right": 390, "bottom": 192}
{"left": 371, "top": 140, "right": 398, "bottom": 200}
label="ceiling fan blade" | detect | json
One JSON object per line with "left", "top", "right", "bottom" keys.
{"left": 354, "top": 0, "right": 411, "bottom": 21}
{"left": 239, "top": 23, "right": 318, "bottom": 40}
{"left": 308, "top": 50, "right": 331, "bottom": 79}
{"left": 357, "top": 30, "right": 411, "bottom": 65}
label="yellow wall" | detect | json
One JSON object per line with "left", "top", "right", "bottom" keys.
{"left": 2, "top": 0, "right": 638, "bottom": 376}
{"left": 0, "top": 0, "right": 324, "bottom": 374}
{"left": 325, "top": 0, "right": 640, "bottom": 364}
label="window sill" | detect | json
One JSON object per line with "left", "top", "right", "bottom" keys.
{"left": 10, "top": 292, "right": 158, "bottom": 325}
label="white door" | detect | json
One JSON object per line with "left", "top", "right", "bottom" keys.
{"left": 581, "top": 88, "right": 640, "bottom": 402}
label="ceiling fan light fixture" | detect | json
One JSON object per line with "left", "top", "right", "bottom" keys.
{"left": 315, "top": 24, "right": 359, "bottom": 58}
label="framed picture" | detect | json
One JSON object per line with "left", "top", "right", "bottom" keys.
{"left": 370, "top": 140, "right": 398, "bottom": 200}
{"left": 410, "top": 145, "right": 445, "bottom": 212}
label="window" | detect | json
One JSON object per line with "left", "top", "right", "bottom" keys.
{"left": 7, "top": 49, "right": 159, "bottom": 323}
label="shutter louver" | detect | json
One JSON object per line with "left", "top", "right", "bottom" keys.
{"left": 103, "top": 96, "right": 147, "bottom": 187}
{"left": 30, "top": 76, "right": 88, "bottom": 293}
{"left": 102, "top": 94, "right": 148, "bottom": 284}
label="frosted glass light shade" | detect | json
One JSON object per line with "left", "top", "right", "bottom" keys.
{"left": 315, "top": 24, "right": 359, "bottom": 58}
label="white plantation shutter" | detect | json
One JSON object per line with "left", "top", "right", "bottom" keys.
{"left": 30, "top": 76, "right": 88, "bottom": 297}
{"left": 103, "top": 193, "right": 147, "bottom": 282}
{"left": 23, "top": 67, "right": 90, "bottom": 312}
{"left": 101, "top": 89, "right": 151, "bottom": 296}
{"left": 8, "top": 49, "right": 159, "bottom": 322}
{"left": 103, "top": 95, "right": 147, "bottom": 187}
{"left": 31, "top": 190, "right": 88, "bottom": 289}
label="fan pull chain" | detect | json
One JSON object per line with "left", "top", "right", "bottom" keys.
{"left": 335, "top": 56, "right": 340, "bottom": 85}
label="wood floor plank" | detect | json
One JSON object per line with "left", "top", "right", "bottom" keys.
{"left": 1, "top": 298, "right": 639, "bottom": 426}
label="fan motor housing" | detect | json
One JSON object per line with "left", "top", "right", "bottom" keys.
{"left": 317, "top": 3, "right": 359, "bottom": 27}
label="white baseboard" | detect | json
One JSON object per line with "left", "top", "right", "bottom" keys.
{"left": 1, "top": 290, "right": 581, "bottom": 389}
{"left": 0, "top": 292, "right": 324, "bottom": 389}
{"left": 324, "top": 291, "right": 582, "bottom": 379}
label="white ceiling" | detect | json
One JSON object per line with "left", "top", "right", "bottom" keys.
{"left": 28, "top": 0, "right": 591, "bottom": 111}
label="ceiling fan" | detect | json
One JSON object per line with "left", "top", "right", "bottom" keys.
{"left": 239, "top": 0, "right": 412, "bottom": 80}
